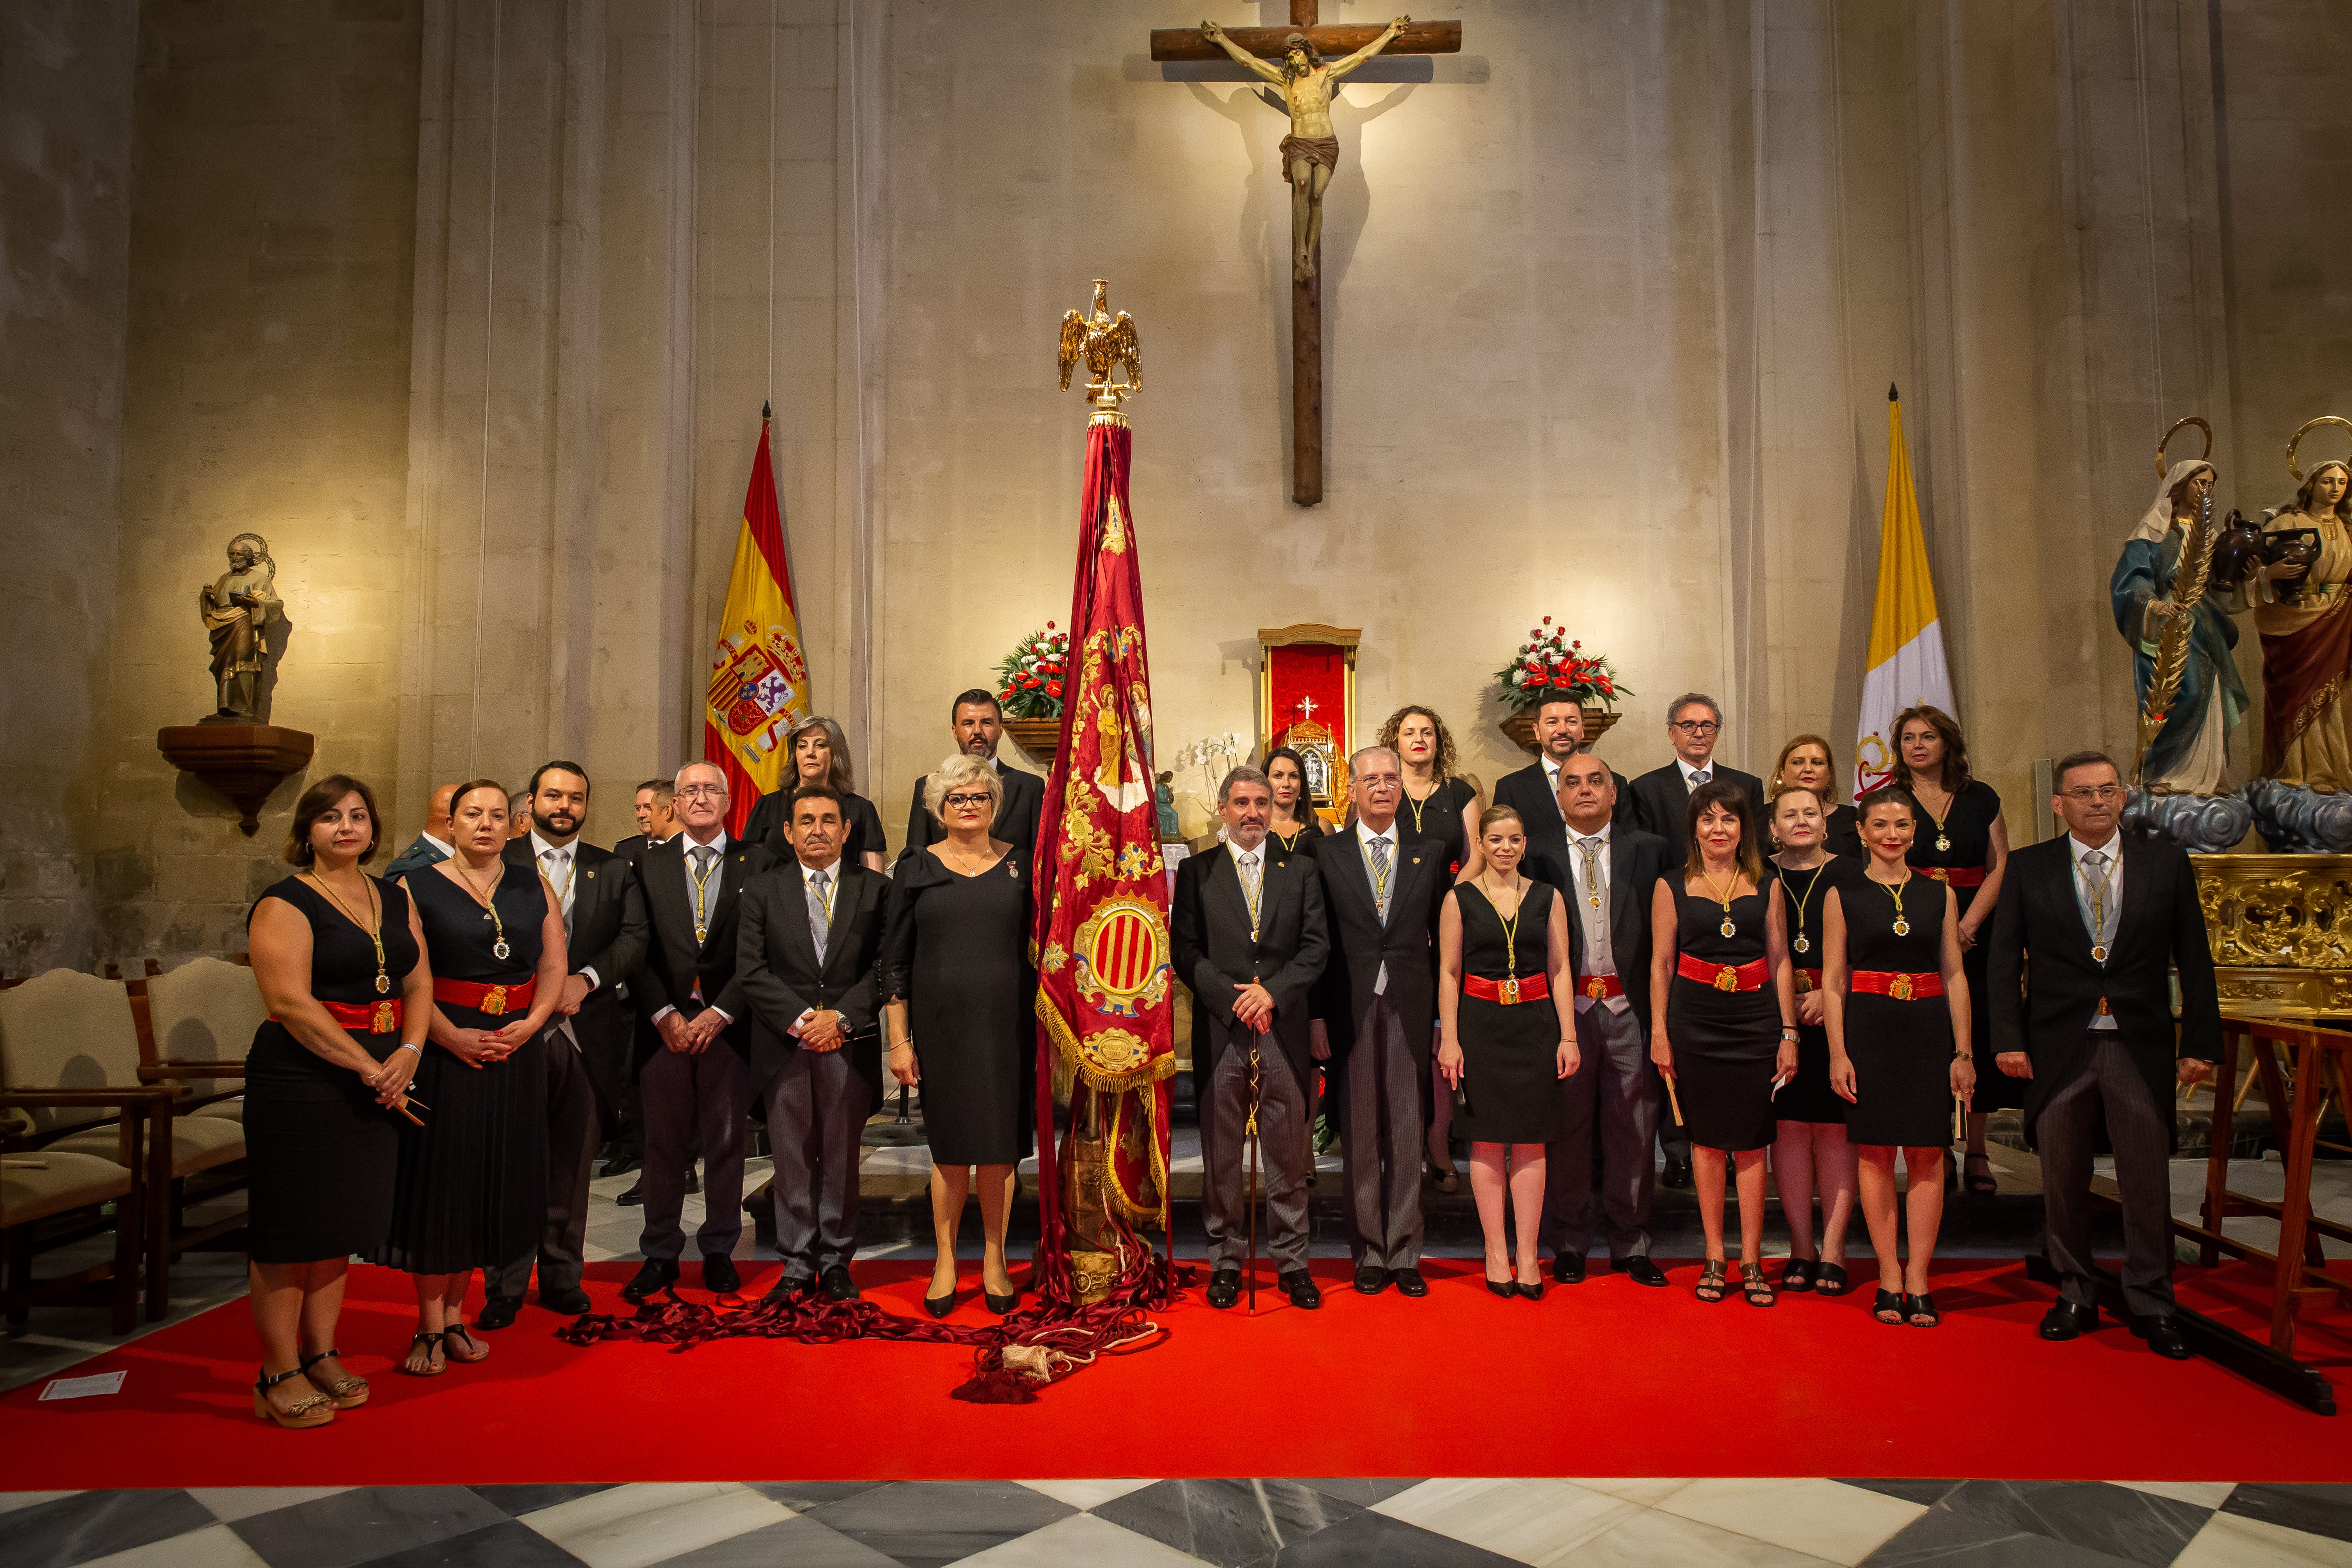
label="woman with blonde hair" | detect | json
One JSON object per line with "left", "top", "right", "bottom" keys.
{"left": 882, "top": 752, "right": 1035, "bottom": 1316}
{"left": 746, "top": 715, "right": 888, "bottom": 872}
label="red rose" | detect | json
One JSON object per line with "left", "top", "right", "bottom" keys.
{"left": 1046, "top": 620, "right": 1055, "bottom": 629}
{"left": 1542, "top": 616, "right": 1552, "bottom": 625}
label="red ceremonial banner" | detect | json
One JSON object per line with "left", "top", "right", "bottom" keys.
{"left": 1030, "top": 411, "right": 1177, "bottom": 1311}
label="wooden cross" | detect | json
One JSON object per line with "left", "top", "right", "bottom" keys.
{"left": 1151, "top": 3, "right": 1463, "bottom": 505}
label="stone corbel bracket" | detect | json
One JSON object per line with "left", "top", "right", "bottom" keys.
{"left": 156, "top": 724, "right": 316, "bottom": 835}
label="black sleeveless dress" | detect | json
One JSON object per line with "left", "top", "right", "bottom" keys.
{"left": 1400, "top": 776, "right": 1478, "bottom": 878}
{"left": 882, "top": 846, "right": 1036, "bottom": 1165}
{"left": 1905, "top": 780, "right": 2005, "bottom": 1110}
{"left": 1452, "top": 881, "right": 1563, "bottom": 1143}
{"left": 1838, "top": 874, "right": 1957, "bottom": 1147}
{"left": 1265, "top": 814, "right": 1324, "bottom": 870}
{"left": 244, "top": 876, "right": 421, "bottom": 1264}
{"left": 1771, "top": 856, "right": 1857, "bottom": 1127}
{"left": 377, "top": 861, "right": 548, "bottom": 1275}
{"left": 1664, "top": 885, "right": 1779, "bottom": 1152}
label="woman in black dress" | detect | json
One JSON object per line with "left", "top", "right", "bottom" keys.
{"left": 1382, "top": 705, "right": 1484, "bottom": 1193}
{"left": 884, "top": 752, "right": 1036, "bottom": 1317}
{"left": 382, "top": 779, "right": 565, "bottom": 1376}
{"left": 1263, "top": 746, "right": 1325, "bottom": 866}
{"left": 1765, "top": 785, "right": 1859, "bottom": 1298}
{"left": 1650, "top": 780, "right": 1798, "bottom": 1306}
{"left": 1892, "top": 705, "right": 2008, "bottom": 1194}
{"left": 1827, "top": 787, "right": 1975, "bottom": 1327}
{"left": 747, "top": 715, "right": 888, "bottom": 872}
{"left": 1437, "top": 805, "right": 1578, "bottom": 1300}
{"left": 1771, "top": 734, "right": 1862, "bottom": 857}
{"left": 243, "top": 774, "right": 431, "bottom": 1428}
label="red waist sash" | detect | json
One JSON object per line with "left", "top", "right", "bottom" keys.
{"left": 1677, "top": 954, "right": 1769, "bottom": 992}
{"left": 433, "top": 976, "right": 536, "bottom": 1017}
{"left": 274, "top": 999, "right": 403, "bottom": 1035}
{"left": 1575, "top": 973, "right": 1625, "bottom": 1001}
{"left": 1464, "top": 972, "right": 1550, "bottom": 1005}
{"left": 1921, "top": 866, "right": 1985, "bottom": 888}
{"left": 1851, "top": 970, "right": 1944, "bottom": 1001}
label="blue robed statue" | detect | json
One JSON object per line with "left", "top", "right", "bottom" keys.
{"left": 2113, "top": 458, "right": 2247, "bottom": 795}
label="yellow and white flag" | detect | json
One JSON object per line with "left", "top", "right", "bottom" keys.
{"left": 1854, "top": 389, "right": 1953, "bottom": 798}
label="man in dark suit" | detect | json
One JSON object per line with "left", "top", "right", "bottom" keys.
{"left": 1173, "top": 766, "right": 1331, "bottom": 1311}
{"left": 1540, "top": 750, "right": 1672, "bottom": 1286}
{"left": 901, "top": 689, "right": 1043, "bottom": 860}
{"left": 1311, "top": 746, "right": 1449, "bottom": 1297}
{"left": 383, "top": 782, "right": 458, "bottom": 879}
{"left": 623, "top": 760, "right": 777, "bottom": 1301}
{"left": 1491, "top": 696, "right": 1636, "bottom": 891}
{"left": 737, "top": 783, "right": 889, "bottom": 1304}
{"left": 611, "top": 777, "right": 676, "bottom": 867}
{"left": 1624, "top": 692, "right": 1766, "bottom": 870}
{"left": 1987, "top": 749, "right": 2219, "bottom": 1359}
{"left": 481, "top": 761, "right": 648, "bottom": 1325}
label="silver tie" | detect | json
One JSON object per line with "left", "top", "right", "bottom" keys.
{"left": 2082, "top": 850, "right": 2116, "bottom": 949}
{"left": 1238, "top": 850, "right": 1262, "bottom": 938}
{"left": 1689, "top": 769, "right": 1711, "bottom": 790}
{"left": 808, "top": 867, "right": 831, "bottom": 965}
{"left": 1369, "top": 836, "right": 1392, "bottom": 922}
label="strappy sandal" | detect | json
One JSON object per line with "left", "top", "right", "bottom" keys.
{"left": 440, "top": 1321, "right": 489, "bottom": 1364}
{"left": 1963, "top": 1154, "right": 1999, "bottom": 1197}
{"left": 297, "top": 1348, "right": 368, "bottom": 1409}
{"left": 1874, "top": 1288, "right": 1909, "bottom": 1325}
{"left": 1908, "top": 1291, "right": 1942, "bottom": 1327}
{"left": 253, "top": 1365, "right": 336, "bottom": 1428}
{"left": 1781, "top": 1257, "right": 1817, "bottom": 1293}
{"left": 1695, "top": 1259, "right": 1728, "bottom": 1302}
{"left": 401, "top": 1330, "right": 446, "bottom": 1377}
{"left": 1740, "top": 1263, "right": 1777, "bottom": 1307}
{"left": 1815, "top": 1261, "right": 1851, "bottom": 1296}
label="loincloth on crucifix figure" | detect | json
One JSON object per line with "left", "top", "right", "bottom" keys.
{"left": 1279, "top": 133, "right": 1340, "bottom": 185}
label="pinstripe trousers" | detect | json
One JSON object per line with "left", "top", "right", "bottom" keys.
{"left": 2036, "top": 1033, "right": 2176, "bottom": 1319}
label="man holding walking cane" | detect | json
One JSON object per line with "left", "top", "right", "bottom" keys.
{"left": 1173, "top": 767, "right": 1332, "bottom": 1311}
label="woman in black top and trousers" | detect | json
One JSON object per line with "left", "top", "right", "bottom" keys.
{"left": 1383, "top": 705, "right": 1484, "bottom": 1194}
{"left": 244, "top": 774, "right": 432, "bottom": 1428}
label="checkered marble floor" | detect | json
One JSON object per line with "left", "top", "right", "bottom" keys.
{"left": 2, "top": 1478, "right": 2347, "bottom": 1567}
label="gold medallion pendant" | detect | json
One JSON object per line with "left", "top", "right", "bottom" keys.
{"left": 1936, "top": 835, "right": 1951, "bottom": 852}
{"left": 694, "top": 926, "right": 708, "bottom": 945}
{"left": 492, "top": 939, "right": 511, "bottom": 961}
{"left": 1893, "top": 918, "right": 1911, "bottom": 936}
{"left": 1719, "top": 918, "right": 1736, "bottom": 938}
{"left": 2091, "top": 943, "right": 2108, "bottom": 963}
{"left": 1794, "top": 934, "right": 1811, "bottom": 954}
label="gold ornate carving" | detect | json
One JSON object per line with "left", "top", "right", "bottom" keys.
{"left": 2192, "top": 854, "right": 2352, "bottom": 979}
{"left": 1057, "top": 279, "right": 1141, "bottom": 413}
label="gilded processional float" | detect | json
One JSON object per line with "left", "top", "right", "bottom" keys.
{"left": 2119, "top": 414, "right": 2352, "bottom": 1015}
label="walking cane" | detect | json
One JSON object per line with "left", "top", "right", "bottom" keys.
{"left": 1245, "top": 1039, "right": 1263, "bottom": 1315}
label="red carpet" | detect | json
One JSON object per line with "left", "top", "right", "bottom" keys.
{"left": 0, "top": 1257, "right": 2341, "bottom": 1489}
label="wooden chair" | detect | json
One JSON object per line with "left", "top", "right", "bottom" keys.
{"left": 0, "top": 974, "right": 170, "bottom": 1334}
{"left": 125, "top": 958, "right": 263, "bottom": 1280}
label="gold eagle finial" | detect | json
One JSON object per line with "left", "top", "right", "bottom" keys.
{"left": 1057, "top": 278, "right": 1141, "bottom": 413}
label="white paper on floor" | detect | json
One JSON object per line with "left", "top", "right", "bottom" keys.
{"left": 39, "top": 1370, "right": 125, "bottom": 1401}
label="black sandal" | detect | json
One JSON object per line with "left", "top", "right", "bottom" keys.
{"left": 1781, "top": 1258, "right": 1817, "bottom": 1293}
{"left": 1815, "top": 1262, "right": 1851, "bottom": 1296}
{"left": 1874, "top": 1288, "right": 1909, "bottom": 1325}
{"left": 1695, "top": 1259, "right": 1728, "bottom": 1302}
{"left": 1908, "top": 1291, "right": 1942, "bottom": 1327}
{"left": 1740, "top": 1264, "right": 1777, "bottom": 1307}
{"left": 401, "top": 1331, "right": 446, "bottom": 1377}
{"left": 1963, "top": 1154, "right": 1998, "bottom": 1197}
{"left": 440, "top": 1321, "right": 489, "bottom": 1363}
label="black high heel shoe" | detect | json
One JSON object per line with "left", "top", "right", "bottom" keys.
{"left": 1486, "top": 1274, "right": 1514, "bottom": 1299}
{"left": 924, "top": 1287, "right": 957, "bottom": 1319}
{"left": 984, "top": 1285, "right": 1021, "bottom": 1315}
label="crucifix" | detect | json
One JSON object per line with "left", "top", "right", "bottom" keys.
{"left": 1294, "top": 695, "right": 1320, "bottom": 724}
{"left": 1151, "top": 4, "right": 1463, "bottom": 505}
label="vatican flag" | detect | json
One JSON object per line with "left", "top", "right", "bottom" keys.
{"left": 704, "top": 410, "right": 811, "bottom": 836}
{"left": 1853, "top": 388, "right": 1953, "bottom": 798}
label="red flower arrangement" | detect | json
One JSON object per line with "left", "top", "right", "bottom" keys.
{"left": 1492, "top": 617, "right": 1631, "bottom": 714}
{"left": 994, "top": 623, "right": 1071, "bottom": 719}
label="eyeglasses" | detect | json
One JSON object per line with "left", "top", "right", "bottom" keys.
{"left": 943, "top": 792, "right": 993, "bottom": 810}
{"left": 1670, "top": 720, "right": 1720, "bottom": 736}
{"left": 2060, "top": 784, "right": 2122, "bottom": 803}
{"left": 676, "top": 783, "right": 727, "bottom": 800}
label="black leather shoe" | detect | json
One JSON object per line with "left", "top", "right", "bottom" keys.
{"left": 621, "top": 1259, "right": 680, "bottom": 1303}
{"left": 1352, "top": 1265, "right": 1389, "bottom": 1295}
{"left": 1660, "top": 1155, "right": 1693, "bottom": 1191}
{"left": 1206, "top": 1268, "right": 1242, "bottom": 1309}
{"left": 1392, "top": 1268, "right": 1429, "bottom": 1298}
{"left": 601, "top": 1151, "right": 642, "bottom": 1177}
{"left": 1553, "top": 1252, "right": 1586, "bottom": 1284}
{"left": 2039, "top": 1300, "right": 2099, "bottom": 1341}
{"left": 761, "top": 1277, "right": 810, "bottom": 1308}
{"left": 474, "top": 1295, "right": 521, "bottom": 1330}
{"left": 540, "top": 1284, "right": 591, "bottom": 1316}
{"left": 819, "top": 1264, "right": 860, "bottom": 1303}
{"left": 703, "top": 1254, "right": 741, "bottom": 1293}
{"left": 615, "top": 1181, "right": 646, "bottom": 1207}
{"left": 1615, "top": 1256, "right": 1669, "bottom": 1288}
{"left": 1279, "top": 1269, "right": 1321, "bottom": 1310}
{"left": 2132, "top": 1314, "right": 2191, "bottom": 1360}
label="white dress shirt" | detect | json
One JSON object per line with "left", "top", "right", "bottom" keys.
{"left": 2069, "top": 829, "right": 2123, "bottom": 1031}
{"left": 1566, "top": 826, "right": 1626, "bottom": 1015}
{"left": 420, "top": 831, "right": 454, "bottom": 858}
{"left": 529, "top": 830, "right": 597, "bottom": 991}
{"left": 1676, "top": 755, "right": 1715, "bottom": 789}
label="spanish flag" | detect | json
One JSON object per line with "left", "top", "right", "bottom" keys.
{"left": 1854, "top": 387, "right": 1954, "bottom": 797}
{"left": 704, "top": 409, "right": 811, "bottom": 836}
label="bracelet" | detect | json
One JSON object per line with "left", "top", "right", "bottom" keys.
{"left": 395, "top": 1042, "right": 421, "bottom": 1057}
{"left": 888, "top": 1039, "right": 912, "bottom": 1052}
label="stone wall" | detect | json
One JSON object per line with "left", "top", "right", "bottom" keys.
{"left": 0, "top": 1, "right": 137, "bottom": 974}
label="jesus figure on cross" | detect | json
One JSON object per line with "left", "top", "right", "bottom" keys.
{"left": 1200, "top": 15, "right": 1410, "bottom": 282}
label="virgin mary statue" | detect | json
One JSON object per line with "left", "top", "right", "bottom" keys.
{"left": 2112, "top": 458, "right": 2246, "bottom": 795}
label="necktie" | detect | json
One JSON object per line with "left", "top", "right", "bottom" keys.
{"left": 689, "top": 846, "right": 718, "bottom": 946}
{"left": 2081, "top": 850, "right": 2116, "bottom": 952}
{"left": 541, "top": 848, "right": 574, "bottom": 932}
{"left": 1578, "top": 836, "right": 1605, "bottom": 910}
{"left": 1688, "top": 769, "right": 1711, "bottom": 790}
{"left": 1368, "top": 836, "right": 1392, "bottom": 922}
{"left": 1238, "top": 850, "right": 1262, "bottom": 939}
{"left": 808, "top": 867, "right": 831, "bottom": 965}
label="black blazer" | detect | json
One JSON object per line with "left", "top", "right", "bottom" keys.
{"left": 1170, "top": 844, "right": 1331, "bottom": 1111}
{"left": 736, "top": 858, "right": 888, "bottom": 1102}
{"left": 1492, "top": 758, "right": 1637, "bottom": 893}
{"left": 1986, "top": 834, "right": 2220, "bottom": 1148}
{"left": 1627, "top": 761, "right": 1767, "bottom": 870}
{"left": 611, "top": 833, "right": 659, "bottom": 868}
{"left": 500, "top": 837, "right": 649, "bottom": 1063}
{"left": 1557, "top": 826, "right": 1672, "bottom": 1025}
{"left": 630, "top": 833, "right": 777, "bottom": 1062}
{"left": 901, "top": 759, "right": 1043, "bottom": 860}
{"left": 1309, "top": 827, "right": 1449, "bottom": 1068}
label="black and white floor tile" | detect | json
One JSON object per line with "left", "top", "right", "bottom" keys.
{"left": 2, "top": 1478, "right": 2347, "bottom": 1568}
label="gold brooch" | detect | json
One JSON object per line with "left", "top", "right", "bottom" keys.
{"left": 1890, "top": 974, "right": 1915, "bottom": 1002}
{"left": 482, "top": 985, "right": 509, "bottom": 1016}
{"left": 371, "top": 1001, "right": 397, "bottom": 1033}
{"left": 1713, "top": 966, "right": 1739, "bottom": 993}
